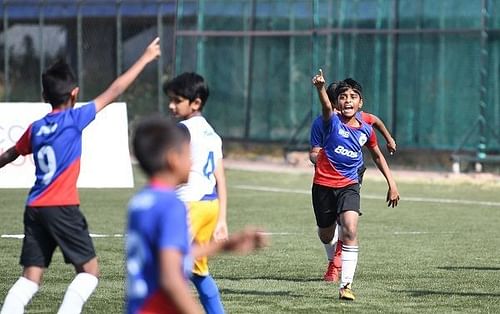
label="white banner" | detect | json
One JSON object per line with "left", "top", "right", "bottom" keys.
{"left": 0, "top": 102, "right": 134, "bottom": 188}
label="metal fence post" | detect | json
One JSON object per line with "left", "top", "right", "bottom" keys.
{"left": 3, "top": 0, "right": 10, "bottom": 101}
{"left": 77, "top": 0, "right": 84, "bottom": 100}
{"left": 39, "top": 1, "right": 45, "bottom": 97}
{"left": 157, "top": 1, "right": 164, "bottom": 113}
{"left": 476, "top": 0, "right": 489, "bottom": 170}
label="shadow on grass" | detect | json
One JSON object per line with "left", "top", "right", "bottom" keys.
{"left": 216, "top": 275, "right": 320, "bottom": 283}
{"left": 396, "top": 290, "right": 500, "bottom": 298}
{"left": 220, "top": 288, "right": 303, "bottom": 298}
{"left": 437, "top": 266, "right": 500, "bottom": 271}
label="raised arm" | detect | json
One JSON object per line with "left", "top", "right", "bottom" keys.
{"left": 312, "top": 69, "right": 333, "bottom": 120}
{"left": 213, "top": 159, "right": 228, "bottom": 241}
{"left": 93, "top": 37, "right": 161, "bottom": 113}
{"left": 367, "top": 145, "right": 400, "bottom": 208}
{"left": 371, "top": 114, "right": 396, "bottom": 154}
{"left": 0, "top": 146, "right": 20, "bottom": 169}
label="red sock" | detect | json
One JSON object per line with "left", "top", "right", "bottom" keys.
{"left": 333, "top": 240, "right": 343, "bottom": 268}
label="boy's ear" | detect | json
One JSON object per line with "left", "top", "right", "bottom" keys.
{"left": 69, "top": 87, "right": 80, "bottom": 106}
{"left": 359, "top": 98, "right": 363, "bottom": 109}
{"left": 190, "top": 98, "right": 202, "bottom": 112}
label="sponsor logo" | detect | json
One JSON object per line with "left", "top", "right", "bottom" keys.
{"left": 338, "top": 128, "right": 350, "bottom": 138}
{"left": 334, "top": 145, "right": 358, "bottom": 158}
{"left": 358, "top": 134, "right": 367, "bottom": 146}
{"left": 36, "top": 123, "right": 58, "bottom": 136}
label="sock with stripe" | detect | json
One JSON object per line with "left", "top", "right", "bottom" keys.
{"left": 340, "top": 245, "right": 359, "bottom": 288}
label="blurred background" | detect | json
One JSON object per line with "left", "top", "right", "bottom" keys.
{"left": 0, "top": 0, "right": 499, "bottom": 171}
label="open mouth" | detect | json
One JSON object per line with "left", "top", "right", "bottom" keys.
{"left": 342, "top": 104, "right": 354, "bottom": 114}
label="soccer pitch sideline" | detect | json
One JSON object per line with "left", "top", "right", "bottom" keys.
{"left": 1, "top": 168, "right": 500, "bottom": 313}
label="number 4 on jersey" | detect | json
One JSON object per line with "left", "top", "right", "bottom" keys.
{"left": 203, "top": 151, "right": 215, "bottom": 179}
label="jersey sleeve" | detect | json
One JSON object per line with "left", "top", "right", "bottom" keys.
{"left": 310, "top": 118, "right": 323, "bottom": 148}
{"left": 214, "top": 135, "right": 223, "bottom": 161}
{"left": 361, "top": 112, "right": 376, "bottom": 125}
{"left": 15, "top": 125, "right": 33, "bottom": 156}
{"left": 157, "top": 198, "right": 189, "bottom": 253}
{"left": 71, "top": 102, "right": 97, "bottom": 131}
{"left": 366, "top": 128, "right": 378, "bottom": 149}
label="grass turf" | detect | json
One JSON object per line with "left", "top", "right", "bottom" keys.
{"left": 1, "top": 168, "right": 500, "bottom": 313}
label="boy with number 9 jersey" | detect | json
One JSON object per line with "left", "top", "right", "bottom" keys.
{"left": 0, "top": 38, "right": 160, "bottom": 314}
{"left": 164, "top": 72, "right": 228, "bottom": 314}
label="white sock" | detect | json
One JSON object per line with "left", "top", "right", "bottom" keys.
{"left": 318, "top": 227, "right": 338, "bottom": 261}
{"left": 340, "top": 245, "right": 359, "bottom": 288}
{"left": 57, "top": 273, "right": 98, "bottom": 314}
{"left": 1, "top": 277, "right": 39, "bottom": 314}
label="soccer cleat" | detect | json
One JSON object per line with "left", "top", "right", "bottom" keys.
{"left": 323, "top": 260, "right": 340, "bottom": 282}
{"left": 339, "top": 283, "right": 355, "bottom": 300}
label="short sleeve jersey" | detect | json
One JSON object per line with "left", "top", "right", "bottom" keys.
{"left": 176, "top": 116, "right": 223, "bottom": 202}
{"left": 310, "top": 112, "right": 376, "bottom": 149}
{"left": 313, "top": 112, "right": 378, "bottom": 188}
{"left": 126, "top": 182, "right": 192, "bottom": 314}
{"left": 15, "top": 102, "right": 97, "bottom": 206}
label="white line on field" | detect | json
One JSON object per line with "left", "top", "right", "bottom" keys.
{"left": 234, "top": 184, "right": 500, "bottom": 207}
{"left": 393, "top": 231, "right": 459, "bottom": 235}
{"left": 1, "top": 234, "right": 124, "bottom": 239}
{"left": 1, "top": 232, "right": 294, "bottom": 240}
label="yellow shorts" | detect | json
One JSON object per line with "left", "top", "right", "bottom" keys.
{"left": 187, "top": 199, "right": 219, "bottom": 276}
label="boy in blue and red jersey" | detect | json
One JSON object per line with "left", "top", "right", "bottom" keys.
{"left": 0, "top": 38, "right": 161, "bottom": 314}
{"left": 127, "top": 116, "right": 266, "bottom": 314}
{"left": 310, "top": 81, "right": 397, "bottom": 283}
{"left": 311, "top": 70, "right": 400, "bottom": 300}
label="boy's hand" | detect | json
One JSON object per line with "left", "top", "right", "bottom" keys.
{"left": 213, "top": 221, "right": 228, "bottom": 242}
{"left": 387, "top": 138, "right": 397, "bottom": 155}
{"left": 312, "top": 69, "right": 326, "bottom": 89}
{"left": 386, "top": 187, "right": 400, "bottom": 208}
{"left": 223, "top": 228, "right": 268, "bottom": 255}
{"left": 142, "top": 37, "right": 161, "bottom": 63}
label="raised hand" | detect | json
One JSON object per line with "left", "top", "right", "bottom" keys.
{"left": 312, "top": 69, "right": 326, "bottom": 89}
{"left": 142, "top": 37, "right": 161, "bottom": 63}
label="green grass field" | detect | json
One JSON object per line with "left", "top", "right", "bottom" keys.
{"left": 1, "top": 168, "right": 500, "bottom": 313}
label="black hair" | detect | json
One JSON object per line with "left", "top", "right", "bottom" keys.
{"left": 132, "top": 115, "right": 189, "bottom": 177}
{"left": 42, "top": 59, "right": 77, "bottom": 108}
{"left": 333, "top": 78, "right": 363, "bottom": 102}
{"left": 163, "top": 72, "right": 209, "bottom": 110}
{"left": 326, "top": 81, "right": 339, "bottom": 105}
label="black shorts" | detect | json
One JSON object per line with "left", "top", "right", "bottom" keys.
{"left": 21, "top": 206, "right": 96, "bottom": 268}
{"left": 311, "top": 183, "right": 361, "bottom": 228}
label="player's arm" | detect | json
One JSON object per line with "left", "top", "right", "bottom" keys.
{"left": 312, "top": 69, "right": 333, "bottom": 120}
{"left": 370, "top": 114, "right": 396, "bottom": 154}
{"left": 213, "top": 159, "right": 228, "bottom": 241}
{"left": 367, "top": 144, "right": 400, "bottom": 208}
{"left": 159, "top": 249, "right": 204, "bottom": 314}
{"left": 93, "top": 37, "right": 161, "bottom": 113}
{"left": 191, "top": 228, "right": 267, "bottom": 259}
{"left": 309, "top": 146, "right": 321, "bottom": 165}
{"left": 0, "top": 146, "right": 20, "bottom": 168}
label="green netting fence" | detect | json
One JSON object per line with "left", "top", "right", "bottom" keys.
{"left": 1, "top": 0, "right": 500, "bottom": 152}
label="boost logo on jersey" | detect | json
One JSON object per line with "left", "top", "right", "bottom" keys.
{"left": 334, "top": 145, "right": 358, "bottom": 158}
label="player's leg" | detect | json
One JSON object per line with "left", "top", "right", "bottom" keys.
{"left": 40, "top": 206, "right": 99, "bottom": 314}
{"left": 1, "top": 207, "right": 55, "bottom": 314}
{"left": 337, "top": 184, "right": 361, "bottom": 300}
{"left": 188, "top": 200, "right": 224, "bottom": 314}
{"left": 332, "top": 221, "right": 343, "bottom": 269}
{"left": 311, "top": 184, "right": 339, "bottom": 282}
